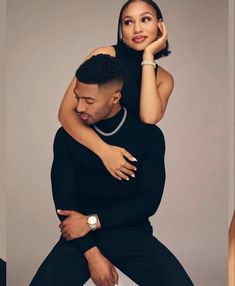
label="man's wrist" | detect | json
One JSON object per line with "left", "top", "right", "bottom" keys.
{"left": 84, "top": 246, "right": 102, "bottom": 261}
{"left": 87, "top": 214, "right": 101, "bottom": 231}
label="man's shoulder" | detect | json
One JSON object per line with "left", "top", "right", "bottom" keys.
{"left": 127, "top": 114, "right": 164, "bottom": 142}
{"left": 54, "top": 127, "right": 68, "bottom": 140}
{"left": 54, "top": 127, "right": 75, "bottom": 146}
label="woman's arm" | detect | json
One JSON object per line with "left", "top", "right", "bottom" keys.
{"left": 140, "top": 21, "right": 174, "bottom": 124}
{"left": 58, "top": 47, "right": 137, "bottom": 180}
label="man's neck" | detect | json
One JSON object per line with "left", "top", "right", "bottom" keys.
{"left": 103, "top": 104, "right": 122, "bottom": 120}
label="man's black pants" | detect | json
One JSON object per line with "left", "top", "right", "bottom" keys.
{"left": 30, "top": 225, "right": 194, "bottom": 286}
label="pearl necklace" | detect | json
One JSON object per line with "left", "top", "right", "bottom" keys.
{"left": 93, "top": 107, "right": 127, "bottom": 137}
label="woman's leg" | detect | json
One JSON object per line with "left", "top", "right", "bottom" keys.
{"left": 29, "top": 238, "right": 90, "bottom": 286}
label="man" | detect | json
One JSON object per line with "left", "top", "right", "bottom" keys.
{"left": 30, "top": 55, "right": 193, "bottom": 286}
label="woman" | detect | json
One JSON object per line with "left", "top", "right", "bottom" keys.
{"left": 59, "top": 0, "right": 174, "bottom": 180}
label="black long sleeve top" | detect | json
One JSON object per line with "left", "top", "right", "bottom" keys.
{"left": 51, "top": 108, "right": 165, "bottom": 253}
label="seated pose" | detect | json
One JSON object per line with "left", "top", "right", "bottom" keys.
{"left": 59, "top": 0, "right": 174, "bottom": 181}
{"left": 30, "top": 55, "right": 193, "bottom": 286}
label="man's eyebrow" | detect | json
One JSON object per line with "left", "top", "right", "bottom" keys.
{"left": 73, "top": 89, "right": 95, "bottom": 100}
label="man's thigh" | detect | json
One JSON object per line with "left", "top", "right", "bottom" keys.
{"left": 97, "top": 226, "right": 194, "bottom": 286}
{"left": 29, "top": 238, "right": 90, "bottom": 286}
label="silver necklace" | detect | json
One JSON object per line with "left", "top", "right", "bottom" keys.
{"left": 93, "top": 107, "right": 127, "bottom": 136}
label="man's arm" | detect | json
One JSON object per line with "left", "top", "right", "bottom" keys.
{"left": 51, "top": 128, "right": 119, "bottom": 286}
{"left": 51, "top": 128, "right": 96, "bottom": 253}
{"left": 97, "top": 127, "right": 166, "bottom": 229}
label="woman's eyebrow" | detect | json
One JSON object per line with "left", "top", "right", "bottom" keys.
{"left": 123, "top": 12, "right": 154, "bottom": 19}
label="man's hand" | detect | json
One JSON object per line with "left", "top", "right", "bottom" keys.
{"left": 85, "top": 247, "right": 119, "bottom": 286}
{"left": 57, "top": 210, "right": 91, "bottom": 240}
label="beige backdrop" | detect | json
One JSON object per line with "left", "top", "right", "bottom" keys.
{"left": 0, "top": 0, "right": 6, "bottom": 261}
{"left": 229, "top": 0, "right": 235, "bottom": 222}
{"left": 6, "top": 0, "right": 231, "bottom": 285}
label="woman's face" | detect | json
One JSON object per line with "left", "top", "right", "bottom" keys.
{"left": 121, "top": 1, "right": 159, "bottom": 51}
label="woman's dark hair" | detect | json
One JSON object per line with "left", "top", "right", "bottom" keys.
{"left": 117, "top": 0, "right": 171, "bottom": 59}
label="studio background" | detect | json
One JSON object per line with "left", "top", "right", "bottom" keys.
{"left": 0, "top": 0, "right": 6, "bottom": 262}
{"left": 6, "top": 0, "right": 232, "bottom": 285}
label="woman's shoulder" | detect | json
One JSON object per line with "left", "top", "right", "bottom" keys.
{"left": 156, "top": 65, "right": 174, "bottom": 87}
{"left": 86, "top": 46, "right": 116, "bottom": 60}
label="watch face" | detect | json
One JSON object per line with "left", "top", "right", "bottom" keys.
{"left": 88, "top": 216, "right": 97, "bottom": 225}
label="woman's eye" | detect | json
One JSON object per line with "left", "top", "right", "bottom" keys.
{"left": 123, "top": 19, "right": 132, "bottom": 26}
{"left": 142, "top": 16, "right": 151, "bottom": 22}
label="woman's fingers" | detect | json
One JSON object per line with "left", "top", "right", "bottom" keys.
{"left": 115, "top": 167, "right": 136, "bottom": 181}
{"left": 120, "top": 149, "right": 137, "bottom": 163}
{"left": 115, "top": 170, "right": 130, "bottom": 181}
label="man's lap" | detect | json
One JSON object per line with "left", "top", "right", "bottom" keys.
{"left": 30, "top": 226, "right": 193, "bottom": 286}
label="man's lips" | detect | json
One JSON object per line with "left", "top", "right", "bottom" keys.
{"left": 79, "top": 114, "right": 89, "bottom": 121}
{"left": 132, "top": 35, "right": 147, "bottom": 43}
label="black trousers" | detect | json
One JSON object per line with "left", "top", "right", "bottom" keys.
{"left": 30, "top": 225, "right": 194, "bottom": 286}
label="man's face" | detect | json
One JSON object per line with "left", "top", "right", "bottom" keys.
{"left": 73, "top": 81, "right": 118, "bottom": 125}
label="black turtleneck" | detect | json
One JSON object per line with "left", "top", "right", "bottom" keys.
{"left": 51, "top": 108, "right": 165, "bottom": 254}
{"left": 113, "top": 42, "right": 158, "bottom": 117}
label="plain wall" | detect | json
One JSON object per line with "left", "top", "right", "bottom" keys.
{"left": 0, "top": 0, "right": 6, "bottom": 261}
{"left": 7, "top": 1, "right": 230, "bottom": 285}
{"left": 228, "top": 0, "right": 235, "bottom": 222}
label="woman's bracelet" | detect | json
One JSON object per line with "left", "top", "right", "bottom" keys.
{"left": 141, "top": 60, "right": 156, "bottom": 69}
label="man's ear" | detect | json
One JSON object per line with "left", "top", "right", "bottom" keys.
{"left": 112, "top": 91, "right": 121, "bottom": 103}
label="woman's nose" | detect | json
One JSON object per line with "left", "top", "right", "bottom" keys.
{"left": 134, "top": 21, "right": 142, "bottom": 33}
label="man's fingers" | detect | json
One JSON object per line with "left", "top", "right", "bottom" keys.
{"left": 57, "top": 209, "right": 74, "bottom": 216}
{"left": 111, "top": 268, "right": 119, "bottom": 285}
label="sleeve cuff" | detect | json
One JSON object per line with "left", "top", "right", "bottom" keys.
{"left": 73, "top": 233, "right": 97, "bottom": 253}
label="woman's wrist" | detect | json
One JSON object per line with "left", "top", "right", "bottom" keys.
{"left": 94, "top": 141, "right": 110, "bottom": 158}
{"left": 143, "top": 50, "right": 154, "bottom": 61}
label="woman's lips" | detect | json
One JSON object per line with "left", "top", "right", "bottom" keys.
{"left": 132, "top": 35, "right": 147, "bottom": 43}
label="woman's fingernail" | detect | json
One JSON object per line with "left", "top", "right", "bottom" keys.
{"left": 126, "top": 177, "right": 129, "bottom": 181}
{"left": 57, "top": 209, "right": 61, "bottom": 213}
{"left": 132, "top": 174, "right": 135, "bottom": 178}
{"left": 132, "top": 157, "right": 137, "bottom": 162}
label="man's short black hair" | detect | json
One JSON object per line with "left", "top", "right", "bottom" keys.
{"left": 75, "top": 54, "right": 126, "bottom": 85}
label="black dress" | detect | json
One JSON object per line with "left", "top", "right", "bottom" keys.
{"left": 113, "top": 42, "right": 158, "bottom": 117}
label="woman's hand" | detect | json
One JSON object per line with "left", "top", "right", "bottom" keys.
{"left": 100, "top": 145, "right": 137, "bottom": 180}
{"left": 143, "top": 21, "right": 168, "bottom": 60}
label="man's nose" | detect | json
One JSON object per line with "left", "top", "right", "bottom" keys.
{"left": 76, "top": 99, "right": 86, "bottom": 113}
